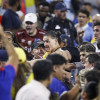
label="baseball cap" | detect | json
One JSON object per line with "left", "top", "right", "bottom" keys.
{"left": 60, "top": 34, "right": 72, "bottom": 45}
{"left": 24, "top": 13, "right": 37, "bottom": 23}
{"left": 14, "top": 47, "right": 26, "bottom": 64}
{"left": 32, "top": 39, "right": 44, "bottom": 49}
{"left": 55, "top": 2, "right": 68, "bottom": 11}
{"left": 0, "top": 50, "right": 8, "bottom": 61}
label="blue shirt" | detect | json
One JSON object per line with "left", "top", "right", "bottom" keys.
{"left": 0, "top": 65, "right": 16, "bottom": 100}
{"left": 49, "top": 77, "right": 68, "bottom": 98}
{"left": 2, "top": 9, "right": 22, "bottom": 30}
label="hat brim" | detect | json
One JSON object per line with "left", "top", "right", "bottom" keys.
{"left": 34, "top": 43, "right": 44, "bottom": 49}
{"left": 60, "top": 8, "right": 68, "bottom": 11}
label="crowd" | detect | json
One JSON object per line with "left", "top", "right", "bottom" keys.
{"left": 0, "top": 0, "right": 100, "bottom": 100}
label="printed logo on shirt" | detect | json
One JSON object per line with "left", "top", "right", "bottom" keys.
{"left": 55, "top": 25, "right": 60, "bottom": 29}
{"left": 21, "top": 39, "right": 26, "bottom": 43}
{"left": 28, "top": 41, "right": 32, "bottom": 46}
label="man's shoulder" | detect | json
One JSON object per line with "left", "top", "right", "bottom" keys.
{"left": 37, "top": 28, "right": 47, "bottom": 35}
{"left": 16, "top": 29, "right": 27, "bottom": 36}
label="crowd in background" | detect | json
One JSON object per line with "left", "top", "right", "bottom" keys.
{"left": 0, "top": 0, "right": 100, "bottom": 100}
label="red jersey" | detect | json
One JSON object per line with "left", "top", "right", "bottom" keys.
{"left": 16, "top": 29, "right": 46, "bottom": 53}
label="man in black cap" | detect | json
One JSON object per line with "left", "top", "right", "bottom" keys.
{"left": 31, "top": 39, "right": 45, "bottom": 59}
{"left": 43, "top": 1, "right": 77, "bottom": 47}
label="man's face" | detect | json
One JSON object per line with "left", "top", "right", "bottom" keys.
{"left": 78, "top": 12, "right": 89, "bottom": 26}
{"left": 39, "top": 5, "right": 49, "bottom": 17}
{"left": 92, "top": 15, "right": 100, "bottom": 26}
{"left": 55, "top": 10, "right": 67, "bottom": 20}
{"left": 84, "top": 57, "right": 92, "bottom": 68}
{"left": 25, "top": 21, "right": 37, "bottom": 36}
{"left": 55, "top": 63, "right": 66, "bottom": 81}
{"left": 1, "top": 0, "right": 9, "bottom": 9}
{"left": 94, "top": 25, "right": 100, "bottom": 41}
{"left": 80, "top": 51, "right": 88, "bottom": 64}
{"left": 43, "top": 36, "right": 57, "bottom": 52}
{"left": 32, "top": 46, "right": 45, "bottom": 59}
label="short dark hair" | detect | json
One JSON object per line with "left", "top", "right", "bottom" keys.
{"left": 78, "top": 9, "right": 90, "bottom": 17}
{"left": 94, "top": 60, "right": 100, "bottom": 70}
{"left": 83, "top": 2, "right": 92, "bottom": 7}
{"left": 46, "top": 54, "right": 67, "bottom": 66}
{"left": 79, "top": 43, "right": 96, "bottom": 52}
{"left": 44, "top": 30, "right": 61, "bottom": 44}
{"left": 39, "top": 1, "right": 50, "bottom": 7}
{"left": 85, "top": 70, "right": 100, "bottom": 84}
{"left": 8, "top": 0, "right": 20, "bottom": 6}
{"left": 93, "top": 21, "right": 100, "bottom": 28}
{"left": 86, "top": 53, "right": 100, "bottom": 64}
{"left": 84, "top": 81, "right": 98, "bottom": 99}
{"left": 32, "top": 60, "right": 53, "bottom": 81}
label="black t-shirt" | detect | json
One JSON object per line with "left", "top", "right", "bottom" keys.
{"left": 43, "top": 17, "right": 77, "bottom": 46}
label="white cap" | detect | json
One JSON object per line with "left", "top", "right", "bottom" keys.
{"left": 24, "top": 13, "right": 37, "bottom": 23}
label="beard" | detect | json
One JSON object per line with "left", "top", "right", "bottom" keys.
{"left": 17, "top": 4, "right": 21, "bottom": 11}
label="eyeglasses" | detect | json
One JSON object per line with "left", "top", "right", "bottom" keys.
{"left": 25, "top": 21, "right": 34, "bottom": 25}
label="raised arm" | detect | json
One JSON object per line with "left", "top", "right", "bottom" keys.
{"left": 0, "top": 25, "right": 18, "bottom": 71}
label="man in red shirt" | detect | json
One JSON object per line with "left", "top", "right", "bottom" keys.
{"left": 16, "top": 13, "right": 46, "bottom": 59}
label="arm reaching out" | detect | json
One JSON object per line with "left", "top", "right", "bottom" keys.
{"left": 0, "top": 25, "right": 18, "bottom": 71}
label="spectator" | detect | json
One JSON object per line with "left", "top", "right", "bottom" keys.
{"left": 93, "top": 22, "right": 100, "bottom": 53}
{"left": 36, "top": 1, "right": 51, "bottom": 29}
{"left": 31, "top": 39, "right": 45, "bottom": 59}
{"left": 11, "top": 47, "right": 33, "bottom": 100}
{"left": 75, "top": 9, "right": 94, "bottom": 44}
{"left": 43, "top": 2, "right": 77, "bottom": 47}
{"left": 92, "top": 14, "right": 100, "bottom": 26}
{"left": 16, "top": 13, "right": 46, "bottom": 60}
{"left": 15, "top": 59, "right": 53, "bottom": 100}
{"left": 84, "top": 53, "right": 100, "bottom": 69}
{"left": 43, "top": 30, "right": 71, "bottom": 62}
{"left": 0, "top": 25, "right": 18, "bottom": 100}
{"left": 81, "top": 2, "right": 93, "bottom": 27}
{"left": 46, "top": 54, "right": 81, "bottom": 100}
{"left": 79, "top": 43, "right": 96, "bottom": 65}
{"left": 1, "top": 0, "right": 22, "bottom": 33}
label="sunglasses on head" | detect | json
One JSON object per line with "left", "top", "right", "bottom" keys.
{"left": 25, "top": 21, "right": 34, "bottom": 25}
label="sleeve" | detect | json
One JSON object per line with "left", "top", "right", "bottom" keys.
{"left": 2, "top": 14, "right": 13, "bottom": 30}
{"left": 43, "top": 20, "right": 52, "bottom": 31}
{"left": 0, "top": 65, "right": 16, "bottom": 82}
{"left": 49, "top": 78, "right": 68, "bottom": 97}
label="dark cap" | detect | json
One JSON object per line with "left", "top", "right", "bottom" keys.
{"left": 0, "top": 50, "right": 8, "bottom": 61}
{"left": 55, "top": 2, "right": 68, "bottom": 11}
{"left": 32, "top": 40, "right": 44, "bottom": 49}
{"left": 60, "top": 34, "right": 71, "bottom": 44}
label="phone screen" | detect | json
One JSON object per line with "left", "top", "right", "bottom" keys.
{"left": 71, "top": 69, "right": 75, "bottom": 84}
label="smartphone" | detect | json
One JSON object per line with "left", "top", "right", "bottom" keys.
{"left": 71, "top": 69, "right": 75, "bottom": 84}
{"left": 71, "top": 69, "right": 79, "bottom": 84}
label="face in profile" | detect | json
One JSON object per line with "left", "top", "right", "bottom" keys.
{"left": 55, "top": 10, "right": 67, "bottom": 20}
{"left": 80, "top": 51, "right": 88, "bottom": 65}
{"left": 94, "top": 25, "right": 100, "bottom": 41}
{"left": 54, "top": 63, "right": 66, "bottom": 81}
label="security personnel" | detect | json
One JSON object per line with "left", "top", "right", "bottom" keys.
{"left": 43, "top": 2, "right": 77, "bottom": 47}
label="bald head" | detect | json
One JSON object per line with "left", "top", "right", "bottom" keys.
{"left": 92, "top": 14, "right": 100, "bottom": 26}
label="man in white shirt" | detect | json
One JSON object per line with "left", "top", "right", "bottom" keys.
{"left": 15, "top": 59, "right": 53, "bottom": 100}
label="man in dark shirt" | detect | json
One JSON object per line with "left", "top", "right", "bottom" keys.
{"left": 1, "top": 0, "right": 22, "bottom": 33}
{"left": 43, "top": 2, "right": 77, "bottom": 47}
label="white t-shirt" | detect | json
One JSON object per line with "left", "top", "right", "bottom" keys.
{"left": 15, "top": 80, "right": 50, "bottom": 100}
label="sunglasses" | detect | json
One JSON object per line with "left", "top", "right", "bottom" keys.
{"left": 25, "top": 21, "right": 34, "bottom": 25}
